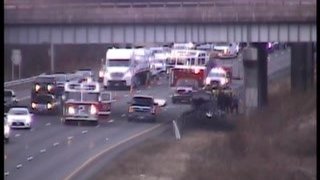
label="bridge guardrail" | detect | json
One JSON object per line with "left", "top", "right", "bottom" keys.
{"left": 4, "top": 0, "right": 316, "bottom": 9}
{"left": 4, "top": 73, "right": 45, "bottom": 87}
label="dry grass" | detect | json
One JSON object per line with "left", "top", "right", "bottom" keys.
{"left": 93, "top": 75, "right": 316, "bottom": 180}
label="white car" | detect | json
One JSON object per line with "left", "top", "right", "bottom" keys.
{"left": 7, "top": 107, "right": 32, "bottom": 129}
{"left": 4, "top": 119, "right": 10, "bottom": 142}
{"left": 205, "top": 67, "right": 229, "bottom": 87}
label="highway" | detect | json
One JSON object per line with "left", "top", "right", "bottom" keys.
{"left": 4, "top": 48, "right": 290, "bottom": 180}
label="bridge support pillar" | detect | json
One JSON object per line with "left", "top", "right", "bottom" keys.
{"left": 242, "top": 43, "right": 268, "bottom": 113}
{"left": 290, "top": 43, "right": 314, "bottom": 92}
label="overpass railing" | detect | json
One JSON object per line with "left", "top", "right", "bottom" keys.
{"left": 4, "top": 0, "right": 316, "bottom": 9}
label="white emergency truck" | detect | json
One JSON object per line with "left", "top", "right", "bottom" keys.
{"left": 213, "top": 42, "right": 239, "bottom": 59}
{"left": 103, "top": 48, "right": 150, "bottom": 89}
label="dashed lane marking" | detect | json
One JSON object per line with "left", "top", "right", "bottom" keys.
{"left": 16, "top": 164, "right": 22, "bottom": 169}
{"left": 105, "top": 138, "right": 109, "bottom": 141}
{"left": 121, "top": 114, "right": 126, "bottom": 117}
{"left": 95, "top": 125, "right": 100, "bottom": 128}
{"left": 68, "top": 136, "right": 74, "bottom": 140}
{"left": 45, "top": 123, "right": 51, "bottom": 126}
{"left": 65, "top": 124, "right": 162, "bottom": 180}
{"left": 15, "top": 134, "right": 21, "bottom": 137}
{"left": 27, "top": 156, "right": 33, "bottom": 161}
{"left": 81, "top": 130, "right": 88, "bottom": 134}
{"left": 108, "top": 119, "right": 114, "bottom": 123}
{"left": 53, "top": 142, "right": 60, "bottom": 147}
{"left": 40, "top": 149, "right": 46, "bottom": 153}
{"left": 4, "top": 171, "right": 9, "bottom": 176}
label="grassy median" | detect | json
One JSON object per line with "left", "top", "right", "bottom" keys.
{"left": 93, "top": 75, "right": 316, "bottom": 180}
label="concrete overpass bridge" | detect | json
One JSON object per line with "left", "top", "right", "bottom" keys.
{"left": 4, "top": 0, "right": 316, "bottom": 44}
{"left": 4, "top": 0, "right": 316, "bottom": 110}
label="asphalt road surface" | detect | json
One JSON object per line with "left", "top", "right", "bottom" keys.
{"left": 4, "top": 48, "right": 290, "bottom": 180}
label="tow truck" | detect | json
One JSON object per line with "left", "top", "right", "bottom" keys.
{"left": 61, "top": 81, "right": 113, "bottom": 124}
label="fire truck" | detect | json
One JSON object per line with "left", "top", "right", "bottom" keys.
{"left": 61, "top": 81, "right": 113, "bottom": 124}
{"left": 169, "top": 50, "right": 209, "bottom": 87}
{"left": 169, "top": 50, "right": 209, "bottom": 103}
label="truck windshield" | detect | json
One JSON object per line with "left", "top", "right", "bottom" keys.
{"left": 83, "top": 93, "right": 99, "bottom": 101}
{"left": 66, "top": 92, "right": 81, "bottom": 101}
{"left": 176, "top": 79, "right": 199, "bottom": 89}
{"left": 209, "top": 72, "right": 226, "bottom": 78}
{"left": 108, "top": 59, "right": 130, "bottom": 67}
{"left": 33, "top": 95, "right": 54, "bottom": 103}
{"left": 4, "top": 91, "right": 13, "bottom": 97}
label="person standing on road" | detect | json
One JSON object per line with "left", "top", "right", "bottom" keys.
{"left": 231, "top": 94, "right": 239, "bottom": 114}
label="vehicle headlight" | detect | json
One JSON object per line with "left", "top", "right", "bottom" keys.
{"left": 47, "top": 103, "right": 52, "bottom": 109}
{"left": 7, "top": 117, "right": 12, "bottom": 124}
{"left": 124, "top": 71, "right": 132, "bottom": 78}
{"left": 47, "top": 84, "right": 53, "bottom": 91}
{"left": 221, "top": 79, "right": 226, "bottom": 85}
{"left": 26, "top": 116, "right": 31, "bottom": 123}
{"left": 35, "top": 84, "right": 40, "bottom": 91}
{"left": 68, "top": 106, "right": 75, "bottom": 114}
{"left": 4, "top": 125, "right": 10, "bottom": 134}
{"left": 104, "top": 72, "right": 111, "bottom": 79}
{"left": 205, "top": 78, "right": 210, "bottom": 84}
{"left": 31, "top": 102, "right": 37, "bottom": 109}
{"left": 90, "top": 105, "right": 97, "bottom": 115}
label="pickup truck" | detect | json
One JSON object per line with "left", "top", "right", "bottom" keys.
{"left": 127, "top": 95, "right": 166, "bottom": 122}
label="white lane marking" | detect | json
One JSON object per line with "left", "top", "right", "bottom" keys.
{"left": 4, "top": 171, "right": 9, "bottom": 176}
{"left": 30, "top": 128, "right": 34, "bottom": 132}
{"left": 16, "top": 164, "right": 23, "bottom": 169}
{"left": 68, "top": 136, "right": 74, "bottom": 140}
{"left": 65, "top": 124, "right": 162, "bottom": 180}
{"left": 105, "top": 138, "right": 109, "bottom": 141}
{"left": 18, "top": 96, "right": 30, "bottom": 101}
{"left": 95, "top": 125, "right": 100, "bottom": 128}
{"left": 15, "top": 134, "right": 21, "bottom": 137}
{"left": 27, "top": 156, "right": 33, "bottom": 161}
{"left": 40, "top": 149, "right": 46, "bottom": 153}
{"left": 81, "top": 130, "right": 88, "bottom": 134}
{"left": 53, "top": 142, "right": 60, "bottom": 147}
{"left": 45, "top": 123, "right": 51, "bottom": 126}
{"left": 121, "top": 114, "right": 126, "bottom": 117}
{"left": 108, "top": 119, "right": 114, "bottom": 123}
{"left": 124, "top": 94, "right": 129, "bottom": 97}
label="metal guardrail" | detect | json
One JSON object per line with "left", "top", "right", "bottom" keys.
{"left": 4, "top": 0, "right": 316, "bottom": 9}
{"left": 4, "top": 74, "right": 43, "bottom": 87}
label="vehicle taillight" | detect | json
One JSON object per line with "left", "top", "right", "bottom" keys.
{"left": 47, "top": 84, "right": 53, "bottom": 91}
{"left": 90, "top": 105, "right": 97, "bottom": 115}
{"left": 35, "top": 84, "right": 40, "bottom": 91}
{"left": 129, "top": 106, "right": 134, "bottom": 113}
{"left": 31, "top": 102, "right": 37, "bottom": 108}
